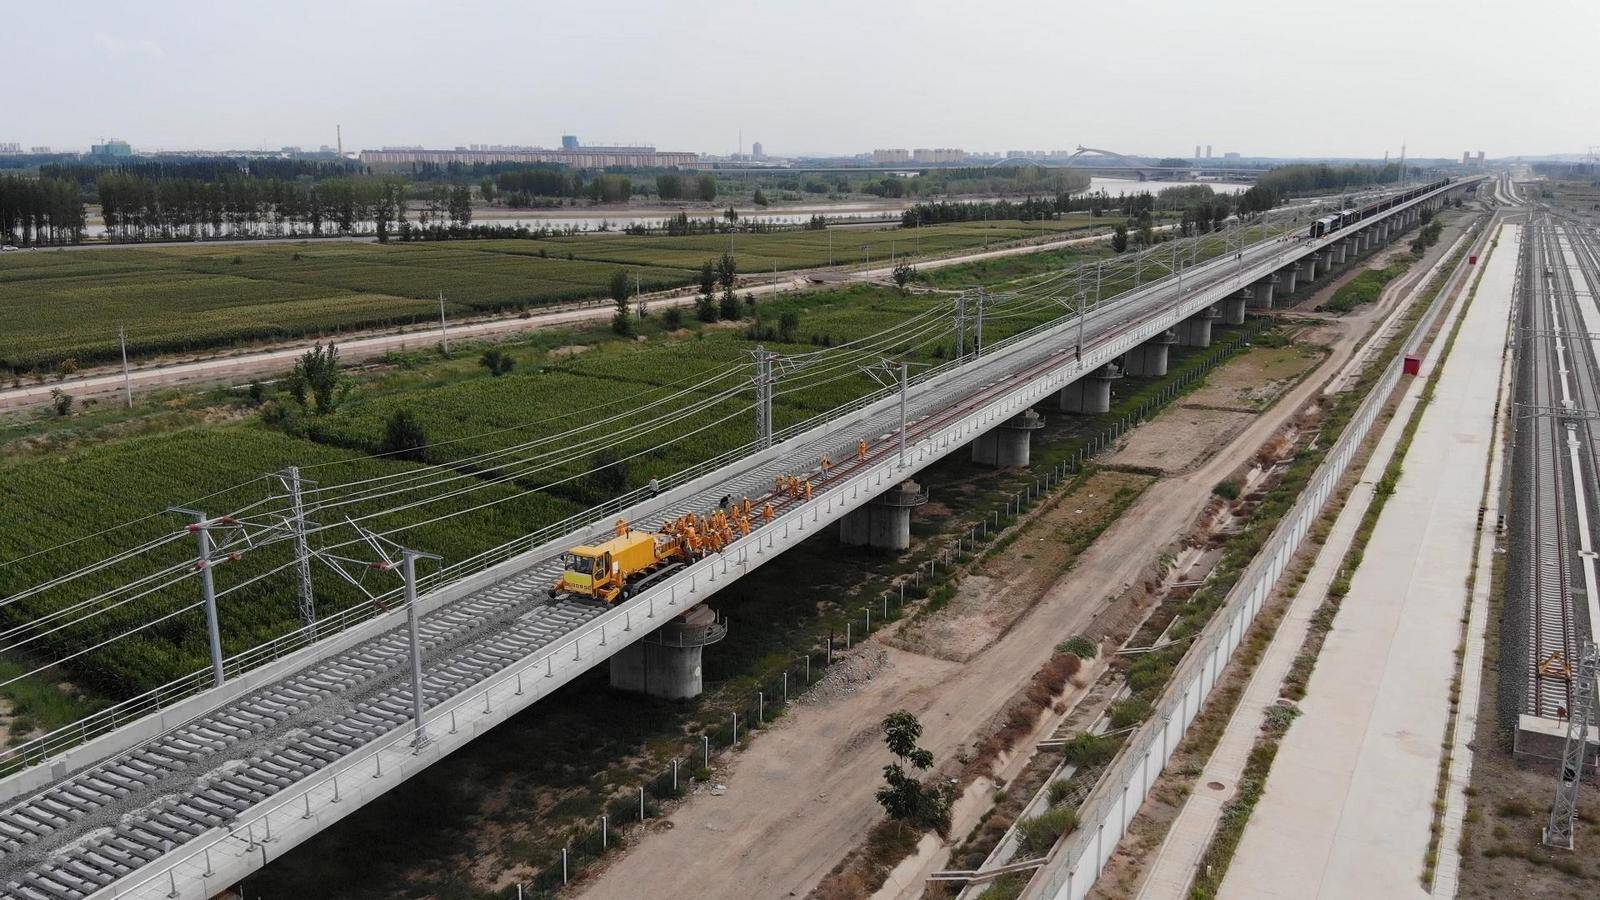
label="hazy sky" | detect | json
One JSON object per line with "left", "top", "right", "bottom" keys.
{"left": 6, "top": 0, "right": 1595, "bottom": 160}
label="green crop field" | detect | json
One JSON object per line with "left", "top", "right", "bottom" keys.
{"left": 0, "top": 215, "right": 1119, "bottom": 374}
{"left": 0, "top": 274, "right": 1092, "bottom": 701}
{"left": 11, "top": 220, "right": 1278, "bottom": 707}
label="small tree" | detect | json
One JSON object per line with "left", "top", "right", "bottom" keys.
{"left": 663, "top": 307, "right": 684, "bottom": 330}
{"left": 778, "top": 310, "right": 800, "bottom": 342}
{"left": 698, "top": 259, "right": 718, "bottom": 296}
{"left": 479, "top": 348, "right": 516, "bottom": 376}
{"left": 1111, "top": 223, "right": 1129, "bottom": 253}
{"left": 717, "top": 251, "right": 738, "bottom": 290}
{"left": 609, "top": 267, "right": 631, "bottom": 304}
{"left": 50, "top": 388, "right": 72, "bottom": 417}
{"left": 290, "top": 342, "right": 342, "bottom": 414}
{"left": 752, "top": 189, "right": 770, "bottom": 207}
{"left": 719, "top": 287, "right": 742, "bottom": 321}
{"left": 695, "top": 293, "right": 718, "bottom": 323}
{"left": 874, "top": 710, "right": 950, "bottom": 832}
{"left": 892, "top": 262, "right": 915, "bottom": 289}
{"left": 382, "top": 408, "right": 429, "bottom": 461}
{"left": 613, "top": 293, "right": 634, "bottom": 335}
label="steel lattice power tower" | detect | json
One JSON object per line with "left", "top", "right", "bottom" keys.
{"left": 1546, "top": 642, "right": 1599, "bottom": 849}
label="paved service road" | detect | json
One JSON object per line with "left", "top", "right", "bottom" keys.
{"left": 1220, "top": 224, "right": 1516, "bottom": 898}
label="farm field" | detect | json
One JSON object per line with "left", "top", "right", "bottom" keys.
{"left": 0, "top": 270, "right": 1087, "bottom": 707}
{"left": 7, "top": 218, "right": 1284, "bottom": 718}
{"left": 0, "top": 216, "right": 1119, "bottom": 374}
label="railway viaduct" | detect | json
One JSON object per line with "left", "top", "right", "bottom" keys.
{"left": 0, "top": 178, "right": 1476, "bottom": 900}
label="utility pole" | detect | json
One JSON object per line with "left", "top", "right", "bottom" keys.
{"left": 955, "top": 294, "right": 967, "bottom": 358}
{"left": 1076, "top": 290, "right": 1087, "bottom": 359}
{"left": 751, "top": 346, "right": 774, "bottom": 449}
{"left": 401, "top": 547, "right": 443, "bottom": 750}
{"left": 974, "top": 289, "right": 986, "bottom": 355}
{"left": 438, "top": 292, "right": 449, "bottom": 353}
{"left": 828, "top": 228, "right": 834, "bottom": 266}
{"left": 172, "top": 508, "right": 226, "bottom": 688}
{"left": 897, "top": 361, "right": 909, "bottom": 467}
{"left": 1545, "top": 642, "right": 1598, "bottom": 849}
{"left": 282, "top": 466, "right": 317, "bottom": 640}
{"left": 118, "top": 325, "right": 132, "bottom": 409}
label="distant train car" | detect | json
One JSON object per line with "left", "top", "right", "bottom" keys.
{"left": 1309, "top": 215, "right": 1341, "bottom": 238}
{"left": 1305, "top": 178, "right": 1453, "bottom": 238}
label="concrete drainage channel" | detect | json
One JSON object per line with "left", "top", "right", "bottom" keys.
{"left": 933, "top": 439, "right": 1297, "bottom": 896}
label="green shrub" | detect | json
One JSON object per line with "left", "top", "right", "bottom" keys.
{"left": 1057, "top": 635, "right": 1097, "bottom": 660}
{"left": 1016, "top": 806, "right": 1078, "bottom": 855}
{"left": 1062, "top": 732, "right": 1115, "bottom": 768}
{"left": 1109, "top": 698, "right": 1153, "bottom": 729}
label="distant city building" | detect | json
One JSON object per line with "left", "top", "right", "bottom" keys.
{"left": 360, "top": 136, "right": 696, "bottom": 169}
{"left": 751, "top": 141, "right": 764, "bottom": 160}
{"left": 872, "top": 148, "right": 911, "bottom": 164}
{"left": 29, "top": 146, "right": 50, "bottom": 154}
{"left": 1195, "top": 144, "right": 1202, "bottom": 159}
{"left": 1223, "top": 151, "right": 1240, "bottom": 160}
{"left": 90, "top": 139, "right": 133, "bottom": 157}
{"left": 912, "top": 148, "right": 967, "bottom": 163}
{"left": 0, "top": 142, "right": 21, "bottom": 154}
{"left": 1205, "top": 144, "right": 1213, "bottom": 158}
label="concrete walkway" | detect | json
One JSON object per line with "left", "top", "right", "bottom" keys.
{"left": 1431, "top": 226, "right": 1518, "bottom": 894}
{"left": 1219, "top": 224, "right": 1516, "bottom": 899}
{"left": 1133, "top": 225, "right": 1485, "bottom": 900}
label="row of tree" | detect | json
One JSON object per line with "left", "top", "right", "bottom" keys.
{"left": 42, "top": 157, "right": 362, "bottom": 187}
{"left": 93, "top": 174, "right": 427, "bottom": 241}
{"left": 0, "top": 175, "right": 87, "bottom": 245}
{"left": 654, "top": 173, "right": 719, "bottom": 201}
{"left": 1254, "top": 163, "right": 1403, "bottom": 196}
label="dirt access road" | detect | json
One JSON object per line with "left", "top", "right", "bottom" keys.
{"left": 577, "top": 269, "right": 1413, "bottom": 900}
{"left": 0, "top": 229, "right": 1116, "bottom": 412}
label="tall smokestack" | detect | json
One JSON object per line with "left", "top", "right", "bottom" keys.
{"left": 337, "top": 124, "right": 343, "bottom": 158}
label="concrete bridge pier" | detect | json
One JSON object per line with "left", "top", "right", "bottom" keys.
{"left": 609, "top": 604, "right": 728, "bottom": 699}
{"left": 1280, "top": 263, "right": 1300, "bottom": 295}
{"left": 1301, "top": 255, "right": 1319, "bottom": 284}
{"left": 1059, "top": 363, "right": 1123, "bottom": 414}
{"left": 1175, "top": 306, "right": 1220, "bottom": 348}
{"left": 1249, "top": 274, "right": 1278, "bottom": 309}
{"left": 971, "top": 408, "right": 1044, "bottom": 467}
{"left": 1123, "top": 330, "right": 1176, "bottom": 377}
{"left": 1319, "top": 247, "right": 1336, "bottom": 273}
{"left": 1220, "top": 288, "right": 1250, "bottom": 325}
{"left": 839, "top": 479, "right": 928, "bottom": 550}
{"left": 1333, "top": 240, "right": 1347, "bottom": 265}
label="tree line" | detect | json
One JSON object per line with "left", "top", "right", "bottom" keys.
{"left": 94, "top": 174, "right": 421, "bottom": 241}
{"left": 1254, "top": 163, "right": 1403, "bottom": 197}
{"left": 42, "top": 156, "right": 364, "bottom": 187}
{"left": 0, "top": 175, "right": 87, "bottom": 245}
